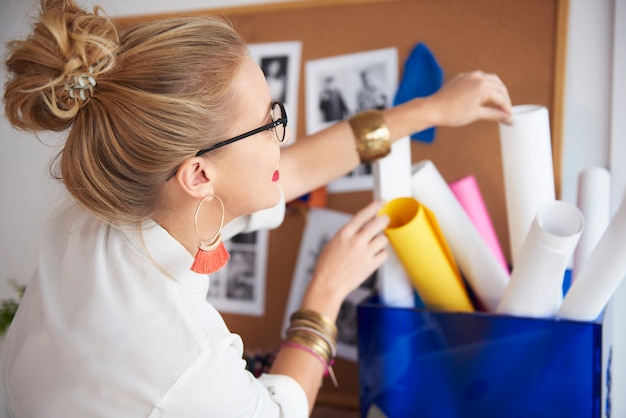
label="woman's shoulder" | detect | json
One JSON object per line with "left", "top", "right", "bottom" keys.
{"left": 38, "top": 200, "right": 98, "bottom": 249}
{"left": 46, "top": 199, "right": 101, "bottom": 230}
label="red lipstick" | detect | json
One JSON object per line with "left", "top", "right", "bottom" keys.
{"left": 272, "top": 170, "right": 280, "bottom": 182}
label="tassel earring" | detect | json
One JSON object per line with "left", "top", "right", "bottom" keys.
{"left": 190, "top": 194, "right": 230, "bottom": 274}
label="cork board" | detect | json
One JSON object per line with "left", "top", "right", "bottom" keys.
{"left": 117, "top": 0, "right": 568, "bottom": 409}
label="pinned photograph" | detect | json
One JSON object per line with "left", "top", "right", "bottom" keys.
{"left": 248, "top": 41, "right": 302, "bottom": 143}
{"left": 206, "top": 230, "right": 269, "bottom": 317}
{"left": 305, "top": 48, "right": 398, "bottom": 192}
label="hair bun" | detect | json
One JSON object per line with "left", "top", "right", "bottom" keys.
{"left": 4, "top": 0, "right": 119, "bottom": 132}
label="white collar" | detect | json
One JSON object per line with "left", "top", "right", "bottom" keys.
{"left": 122, "top": 220, "right": 210, "bottom": 296}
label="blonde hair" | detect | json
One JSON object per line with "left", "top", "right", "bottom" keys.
{"left": 4, "top": 0, "right": 247, "bottom": 225}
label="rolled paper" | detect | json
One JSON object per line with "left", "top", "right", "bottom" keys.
{"left": 449, "top": 174, "right": 509, "bottom": 273}
{"left": 558, "top": 191, "right": 626, "bottom": 321}
{"left": 373, "top": 137, "right": 415, "bottom": 308}
{"left": 573, "top": 166, "right": 612, "bottom": 279}
{"left": 499, "top": 105, "right": 556, "bottom": 267}
{"left": 497, "top": 200, "right": 584, "bottom": 318}
{"left": 379, "top": 197, "right": 474, "bottom": 312}
{"left": 373, "top": 137, "right": 412, "bottom": 202}
{"left": 411, "top": 160, "right": 509, "bottom": 312}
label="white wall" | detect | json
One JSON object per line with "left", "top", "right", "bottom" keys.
{"left": 0, "top": 0, "right": 66, "bottom": 303}
{"left": 611, "top": 1, "right": 626, "bottom": 208}
{"left": 77, "top": 0, "right": 296, "bottom": 17}
{"left": 609, "top": 1, "right": 626, "bottom": 416}
{"left": 561, "top": 0, "right": 613, "bottom": 205}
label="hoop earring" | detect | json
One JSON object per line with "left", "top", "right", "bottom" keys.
{"left": 190, "top": 194, "right": 230, "bottom": 274}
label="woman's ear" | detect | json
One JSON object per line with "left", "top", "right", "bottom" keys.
{"left": 174, "top": 157, "right": 215, "bottom": 198}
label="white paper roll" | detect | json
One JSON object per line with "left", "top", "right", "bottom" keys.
{"left": 499, "top": 105, "right": 556, "bottom": 267}
{"left": 373, "top": 136, "right": 412, "bottom": 202}
{"left": 573, "top": 166, "right": 612, "bottom": 278}
{"left": 497, "top": 200, "right": 584, "bottom": 318}
{"left": 410, "top": 160, "right": 509, "bottom": 312}
{"left": 374, "top": 136, "right": 415, "bottom": 308}
{"left": 558, "top": 190, "right": 626, "bottom": 321}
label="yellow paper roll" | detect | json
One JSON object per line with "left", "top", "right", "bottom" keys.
{"left": 380, "top": 197, "right": 474, "bottom": 312}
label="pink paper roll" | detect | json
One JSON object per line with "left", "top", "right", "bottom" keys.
{"left": 449, "top": 175, "right": 509, "bottom": 273}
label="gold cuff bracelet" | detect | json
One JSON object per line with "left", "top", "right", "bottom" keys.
{"left": 348, "top": 110, "right": 391, "bottom": 163}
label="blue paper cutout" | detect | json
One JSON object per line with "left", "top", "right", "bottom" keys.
{"left": 393, "top": 42, "right": 444, "bottom": 143}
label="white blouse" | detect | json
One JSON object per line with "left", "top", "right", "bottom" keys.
{"left": 0, "top": 197, "right": 308, "bottom": 417}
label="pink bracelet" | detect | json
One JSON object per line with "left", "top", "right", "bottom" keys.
{"left": 280, "top": 341, "right": 338, "bottom": 387}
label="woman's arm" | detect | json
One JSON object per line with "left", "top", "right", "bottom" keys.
{"left": 268, "top": 71, "right": 512, "bottom": 413}
{"left": 278, "top": 71, "right": 512, "bottom": 202}
{"left": 269, "top": 200, "right": 390, "bottom": 413}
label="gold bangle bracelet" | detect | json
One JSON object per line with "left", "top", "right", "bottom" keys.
{"left": 348, "top": 110, "right": 391, "bottom": 163}
{"left": 287, "top": 326, "right": 336, "bottom": 353}
{"left": 287, "top": 333, "right": 332, "bottom": 360}
{"left": 289, "top": 318, "right": 337, "bottom": 341}
{"left": 287, "top": 334, "right": 332, "bottom": 363}
{"left": 287, "top": 325, "right": 337, "bottom": 358}
{"left": 290, "top": 310, "right": 338, "bottom": 337}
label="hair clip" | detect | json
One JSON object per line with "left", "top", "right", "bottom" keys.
{"left": 67, "top": 66, "right": 96, "bottom": 101}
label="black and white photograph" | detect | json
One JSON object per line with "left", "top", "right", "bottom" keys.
{"left": 305, "top": 48, "right": 398, "bottom": 193}
{"left": 356, "top": 64, "right": 389, "bottom": 112}
{"left": 206, "top": 230, "right": 269, "bottom": 316}
{"left": 248, "top": 41, "right": 302, "bottom": 142}
{"left": 282, "top": 208, "right": 377, "bottom": 361}
{"left": 261, "top": 56, "right": 288, "bottom": 103}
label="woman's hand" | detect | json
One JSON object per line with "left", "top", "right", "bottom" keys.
{"left": 300, "top": 200, "right": 390, "bottom": 318}
{"left": 426, "top": 70, "right": 513, "bottom": 127}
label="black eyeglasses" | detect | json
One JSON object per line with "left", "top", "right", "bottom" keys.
{"left": 196, "top": 101, "right": 287, "bottom": 157}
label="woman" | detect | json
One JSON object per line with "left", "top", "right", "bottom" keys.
{"left": 0, "top": 0, "right": 512, "bottom": 416}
